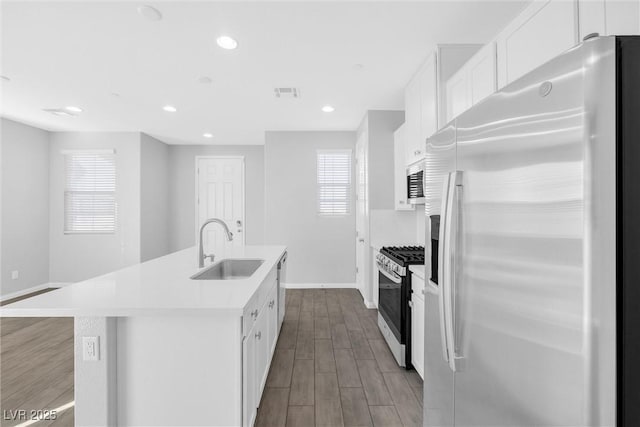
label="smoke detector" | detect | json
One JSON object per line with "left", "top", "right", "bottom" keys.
{"left": 274, "top": 88, "right": 300, "bottom": 99}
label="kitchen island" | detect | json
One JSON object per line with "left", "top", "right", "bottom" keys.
{"left": 0, "top": 245, "right": 287, "bottom": 427}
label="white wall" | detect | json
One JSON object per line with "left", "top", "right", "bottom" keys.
{"left": 140, "top": 134, "right": 170, "bottom": 262}
{"left": 265, "top": 131, "right": 356, "bottom": 284}
{"left": 49, "top": 132, "right": 141, "bottom": 283}
{"left": 0, "top": 118, "right": 50, "bottom": 296}
{"left": 168, "top": 145, "right": 265, "bottom": 252}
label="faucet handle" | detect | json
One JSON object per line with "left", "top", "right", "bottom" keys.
{"left": 205, "top": 254, "right": 215, "bottom": 263}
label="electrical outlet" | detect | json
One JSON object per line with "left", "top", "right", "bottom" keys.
{"left": 82, "top": 336, "right": 100, "bottom": 361}
{"left": 11, "top": 271, "right": 19, "bottom": 280}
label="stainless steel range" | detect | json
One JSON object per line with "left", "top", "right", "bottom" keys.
{"left": 376, "top": 245, "right": 424, "bottom": 368}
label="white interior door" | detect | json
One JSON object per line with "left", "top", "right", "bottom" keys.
{"left": 355, "top": 133, "right": 368, "bottom": 296}
{"left": 197, "top": 157, "right": 245, "bottom": 253}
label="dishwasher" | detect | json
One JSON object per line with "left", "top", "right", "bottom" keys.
{"left": 277, "top": 252, "right": 288, "bottom": 331}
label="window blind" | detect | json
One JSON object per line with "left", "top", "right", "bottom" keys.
{"left": 63, "top": 150, "right": 116, "bottom": 233}
{"left": 317, "top": 150, "right": 351, "bottom": 215}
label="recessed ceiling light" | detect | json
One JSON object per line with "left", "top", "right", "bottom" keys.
{"left": 322, "top": 105, "right": 335, "bottom": 113}
{"left": 163, "top": 105, "right": 177, "bottom": 112}
{"left": 203, "top": 133, "right": 214, "bottom": 138}
{"left": 64, "top": 106, "right": 83, "bottom": 113}
{"left": 198, "top": 76, "right": 213, "bottom": 84}
{"left": 137, "top": 5, "right": 162, "bottom": 22}
{"left": 1, "top": 75, "right": 10, "bottom": 82}
{"left": 216, "top": 35, "right": 238, "bottom": 50}
{"left": 43, "top": 108, "right": 76, "bottom": 117}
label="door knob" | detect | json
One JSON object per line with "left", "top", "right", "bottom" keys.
{"left": 358, "top": 238, "right": 365, "bottom": 243}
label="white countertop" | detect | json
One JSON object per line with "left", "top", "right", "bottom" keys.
{"left": 409, "top": 265, "right": 425, "bottom": 280}
{"left": 0, "top": 245, "right": 286, "bottom": 317}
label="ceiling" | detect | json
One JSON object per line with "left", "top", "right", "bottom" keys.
{"left": 0, "top": 1, "right": 528, "bottom": 145}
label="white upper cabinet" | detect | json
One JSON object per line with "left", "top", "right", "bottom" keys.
{"left": 393, "top": 124, "right": 414, "bottom": 211}
{"left": 419, "top": 54, "right": 438, "bottom": 146}
{"left": 404, "top": 72, "right": 423, "bottom": 164}
{"left": 404, "top": 53, "right": 436, "bottom": 164}
{"left": 444, "top": 0, "right": 640, "bottom": 122}
{"left": 446, "top": 42, "right": 497, "bottom": 123}
{"left": 445, "top": 70, "right": 469, "bottom": 124}
{"left": 496, "top": 0, "right": 578, "bottom": 88}
{"left": 579, "top": 0, "right": 640, "bottom": 38}
{"left": 403, "top": 47, "right": 478, "bottom": 166}
{"left": 469, "top": 43, "right": 498, "bottom": 105}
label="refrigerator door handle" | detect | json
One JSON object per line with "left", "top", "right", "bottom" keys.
{"left": 442, "top": 171, "right": 463, "bottom": 372}
{"left": 438, "top": 174, "right": 452, "bottom": 365}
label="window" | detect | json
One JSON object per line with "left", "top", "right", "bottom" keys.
{"left": 317, "top": 150, "right": 352, "bottom": 215}
{"left": 63, "top": 149, "right": 116, "bottom": 233}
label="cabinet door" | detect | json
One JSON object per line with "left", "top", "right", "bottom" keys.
{"left": 267, "top": 284, "right": 278, "bottom": 355}
{"left": 242, "top": 334, "right": 257, "bottom": 427}
{"left": 445, "top": 71, "right": 469, "bottom": 124}
{"left": 579, "top": 0, "right": 640, "bottom": 38}
{"left": 393, "top": 125, "right": 414, "bottom": 211}
{"left": 404, "top": 76, "right": 422, "bottom": 164}
{"left": 418, "top": 54, "right": 438, "bottom": 146}
{"left": 604, "top": 0, "right": 640, "bottom": 35}
{"left": 411, "top": 277, "right": 425, "bottom": 380}
{"left": 496, "top": 0, "right": 578, "bottom": 88}
{"left": 255, "top": 305, "right": 270, "bottom": 399}
{"left": 468, "top": 43, "right": 497, "bottom": 106}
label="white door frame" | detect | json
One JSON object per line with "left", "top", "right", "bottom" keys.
{"left": 195, "top": 156, "right": 246, "bottom": 246}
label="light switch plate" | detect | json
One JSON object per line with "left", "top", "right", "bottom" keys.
{"left": 11, "top": 271, "right": 18, "bottom": 280}
{"left": 82, "top": 336, "right": 100, "bottom": 361}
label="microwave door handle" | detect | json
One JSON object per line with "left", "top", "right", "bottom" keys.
{"left": 438, "top": 174, "right": 452, "bottom": 365}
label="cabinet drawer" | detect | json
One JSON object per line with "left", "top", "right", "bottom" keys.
{"left": 243, "top": 266, "right": 278, "bottom": 337}
{"left": 243, "top": 293, "right": 259, "bottom": 337}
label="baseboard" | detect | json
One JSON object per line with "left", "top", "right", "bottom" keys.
{"left": 364, "top": 300, "right": 377, "bottom": 309}
{"left": 0, "top": 282, "right": 72, "bottom": 302}
{"left": 284, "top": 283, "right": 357, "bottom": 289}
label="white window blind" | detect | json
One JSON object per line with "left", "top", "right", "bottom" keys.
{"left": 63, "top": 150, "right": 116, "bottom": 233}
{"left": 317, "top": 150, "right": 352, "bottom": 215}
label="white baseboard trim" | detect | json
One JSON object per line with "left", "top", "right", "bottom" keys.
{"left": 364, "top": 300, "right": 377, "bottom": 309}
{"left": 0, "top": 282, "right": 72, "bottom": 302}
{"left": 284, "top": 283, "right": 357, "bottom": 289}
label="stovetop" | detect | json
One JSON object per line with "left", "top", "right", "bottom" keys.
{"left": 380, "top": 246, "right": 425, "bottom": 266}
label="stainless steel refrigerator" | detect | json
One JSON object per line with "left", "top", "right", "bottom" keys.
{"left": 422, "top": 36, "right": 640, "bottom": 427}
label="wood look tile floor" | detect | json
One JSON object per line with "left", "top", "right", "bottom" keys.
{"left": 256, "top": 289, "right": 423, "bottom": 427}
{"left": 1, "top": 289, "right": 74, "bottom": 427}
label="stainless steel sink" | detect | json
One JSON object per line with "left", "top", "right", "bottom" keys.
{"left": 191, "top": 259, "right": 265, "bottom": 280}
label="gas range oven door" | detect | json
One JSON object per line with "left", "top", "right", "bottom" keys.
{"left": 377, "top": 262, "right": 407, "bottom": 367}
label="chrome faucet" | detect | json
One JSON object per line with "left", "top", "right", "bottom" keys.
{"left": 198, "top": 218, "right": 234, "bottom": 268}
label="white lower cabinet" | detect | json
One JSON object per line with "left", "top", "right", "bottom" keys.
{"left": 243, "top": 327, "right": 258, "bottom": 427}
{"left": 266, "top": 285, "right": 279, "bottom": 358}
{"left": 243, "top": 274, "right": 279, "bottom": 426}
{"left": 411, "top": 273, "right": 425, "bottom": 379}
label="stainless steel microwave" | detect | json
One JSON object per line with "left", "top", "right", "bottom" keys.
{"left": 406, "top": 162, "right": 425, "bottom": 204}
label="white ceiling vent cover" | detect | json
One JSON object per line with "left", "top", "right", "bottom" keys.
{"left": 274, "top": 87, "right": 300, "bottom": 98}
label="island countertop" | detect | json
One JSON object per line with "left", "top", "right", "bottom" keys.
{"left": 0, "top": 245, "right": 287, "bottom": 317}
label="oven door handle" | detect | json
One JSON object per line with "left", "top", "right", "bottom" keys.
{"left": 376, "top": 262, "right": 403, "bottom": 284}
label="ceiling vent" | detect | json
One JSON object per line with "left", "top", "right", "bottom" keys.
{"left": 274, "top": 87, "right": 300, "bottom": 98}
